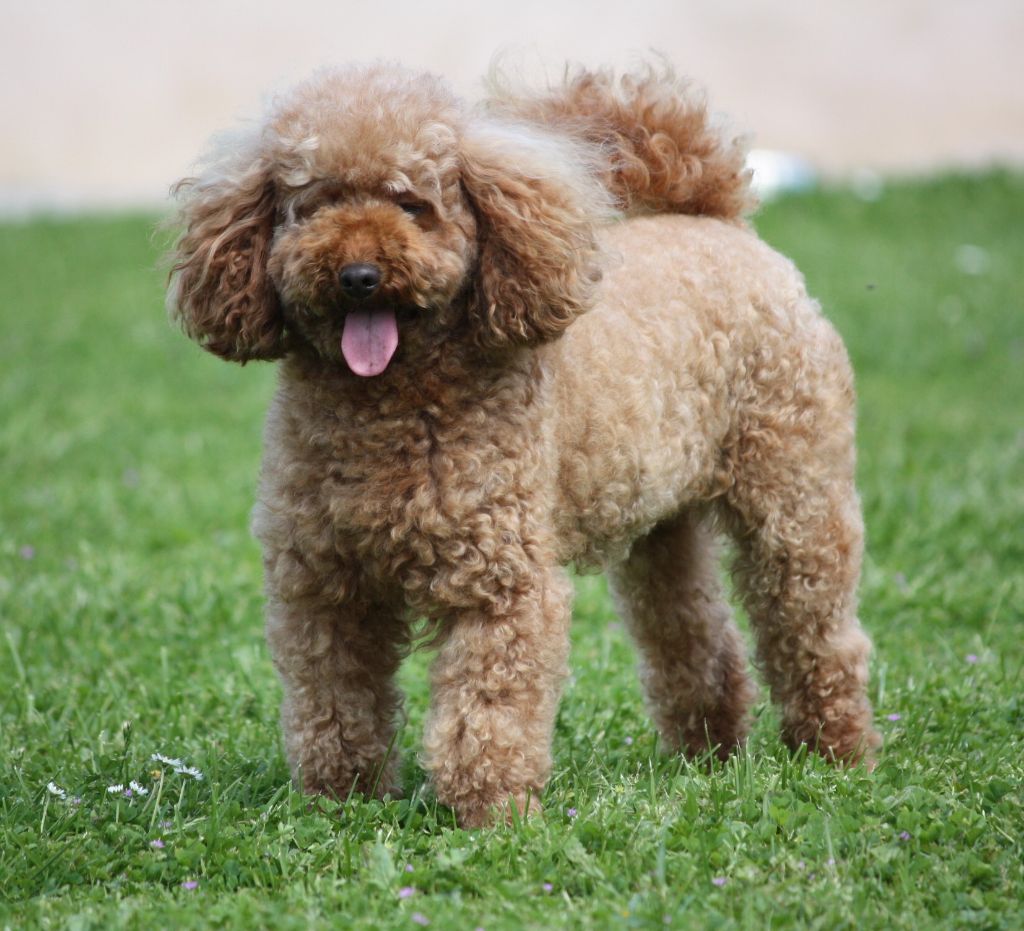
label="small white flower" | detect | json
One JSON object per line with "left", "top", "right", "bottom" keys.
{"left": 174, "top": 765, "right": 204, "bottom": 781}
{"left": 46, "top": 782, "right": 67, "bottom": 799}
{"left": 107, "top": 784, "right": 125, "bottom": 794}
{"left": 129, "top": 780, "right": 149, "bottom": 796}
{"left": 151, "top": 753, "right": 184, "bottom": 768}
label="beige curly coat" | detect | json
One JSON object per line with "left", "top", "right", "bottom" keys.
{"left": 168, "top": 63, "right": 879, "bottom": 828}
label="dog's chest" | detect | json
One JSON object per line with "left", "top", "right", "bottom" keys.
{"left": 324, "top": 414, "right": 509, "bottom": 534}
{"left": 275, "top": 393, "right": 543, "bottom": 602}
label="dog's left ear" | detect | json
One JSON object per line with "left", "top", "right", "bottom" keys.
{"left": 459, "top": 120, "right": 611, "bottom": 348}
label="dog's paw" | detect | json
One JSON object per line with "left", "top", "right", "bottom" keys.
{"left": 784, "top": 708, "right": 882, "bottom": 769}
{"left": 452, "top": 790, "right": 544, "bottom": 829}
{"left": 298, "top": 763, "right": 403, "bottom": 803}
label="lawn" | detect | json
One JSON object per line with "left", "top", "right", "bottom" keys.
{"left": 1, "top": 172, "right": 1022, "bottom": 929}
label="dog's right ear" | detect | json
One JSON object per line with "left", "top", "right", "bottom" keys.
{"left": 167, "top": 151, "right": 284, "bottom": 363}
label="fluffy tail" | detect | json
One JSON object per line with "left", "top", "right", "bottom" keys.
{"left": 487, "top": 64, "right": 756, "bottom": 221}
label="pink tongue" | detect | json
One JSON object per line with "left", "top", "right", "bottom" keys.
{"left": 341, "top": 308, "right": 399, "bottom": 376}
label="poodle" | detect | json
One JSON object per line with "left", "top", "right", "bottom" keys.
{"left": 167, "top": 62, "right": 880, "bottom": 828}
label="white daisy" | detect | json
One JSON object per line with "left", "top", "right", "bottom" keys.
{"left": 174, "top": 765, "right": 204, "bottom": 781}
{"left": 46, "top": 782, "right": 67, "bottom": 799}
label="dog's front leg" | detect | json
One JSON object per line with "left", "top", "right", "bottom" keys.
{"left": 422, "top": 567, "right": 573, "bottom": 828}
{"left": 265, "top": 591, "right": 409, "bottom": 801}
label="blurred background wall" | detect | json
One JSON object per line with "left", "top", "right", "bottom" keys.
{"left": 2, "top": 0, "right": 1022, "bottom": 214}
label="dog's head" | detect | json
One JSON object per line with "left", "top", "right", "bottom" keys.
{"left": 167, "top": 64, "right": 612, "bottom": 376}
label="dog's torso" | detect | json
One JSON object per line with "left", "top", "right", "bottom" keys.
{"left": 254, "top": 214, "right": 854, "bottom": 615}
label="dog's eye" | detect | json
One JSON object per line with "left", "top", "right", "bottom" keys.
{"left": 398, "top": 200, "right": 428, "bottom": 217}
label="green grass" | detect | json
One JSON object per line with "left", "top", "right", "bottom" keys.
{"left": 2, "top": 172, "right": 1022, "bottom": 929}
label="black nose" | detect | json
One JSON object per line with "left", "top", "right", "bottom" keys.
{"left": 339, "top": 263, "right": 381, "bottom": 300}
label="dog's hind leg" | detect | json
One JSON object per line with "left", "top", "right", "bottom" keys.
{"left": 721, "top": 433, "right": 880, "bottom": 765}
{"left": 608, "top": 510, "right": 756, "bottom": 760}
